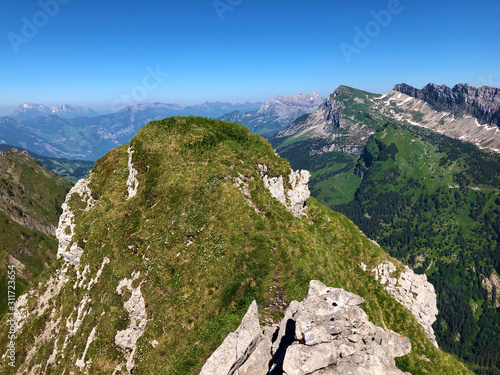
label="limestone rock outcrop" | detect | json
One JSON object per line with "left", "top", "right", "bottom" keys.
{"left": 126, "top": 146, "right": 139, "bottom": 199}
{"left": 56, "top": 175, "right": 95, "bottom": 266}
{"left": 115, "top": 271, "right": 148, "bottom": 373}
{"left": 371, "top": 261, "right": 439, "bottom": 347}
{"left": 199, "top": 300, "right": 261, "bottom": 375}
{"left": 259, "top": 164, "right": 311, "bottom": 217}
{"left": 200, "top": 280, "right": 412, "bottom": 375}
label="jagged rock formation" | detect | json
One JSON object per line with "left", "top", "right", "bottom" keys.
{"left": 272, "top": 86, "right": 379, "bottom": 158}
{"left": 370, "top": 261, "right": 439, "bottom": 347}
{"left": 257, "top": 93, "right": 325, "bottom": 122}
{"left": 394, "top": 83, "right": 500, "bottom": 127}
{"left": 200, "top": 301, "right": 261, "bottom": 375}
{"left": 56, "top": 175, "right": 96, "bottom": 266}
{"left": 275, "top": 92, "right": 346, "bottom": 139}
{"left": 259, "top": 164, "right": 311, "bottom": 217}
{"left": 377, "top": 83, "right": 500, "bottom": 152}
{"left": 200, "top": 280, "right": 412, "bottom": 375}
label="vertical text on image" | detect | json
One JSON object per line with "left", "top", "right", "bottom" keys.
{"left": 6, "top": 265, "right": 17, "bottom": 368}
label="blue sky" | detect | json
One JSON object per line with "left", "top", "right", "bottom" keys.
{"left": 1, "top": 0, "right": 499, "bottom": 115}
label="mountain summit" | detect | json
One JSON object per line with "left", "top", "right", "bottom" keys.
{"left": 219, "top": 92, "right": 325, "bottom": 137}
{"left": 257, "top": 92, "right": 325, "bottom": 120}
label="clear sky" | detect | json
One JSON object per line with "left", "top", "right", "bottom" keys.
{"left": 1, "top": 0, "right": 499, "bottom": 115}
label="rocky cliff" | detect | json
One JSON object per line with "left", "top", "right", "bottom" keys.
{"left": 272, "top": 86, "right": 382, "bottom": 156}
{"left": 369, "top": 261, "right": 439, "bottom": 347}
{"left": 200, "top": 280, "right": 412, "bottom": 375}
{"left": 375, "top": 86, "right": 500, "bottom": 153}
{"left": 394, "top": 83, "right": 500, "bottom": 128}
{"left": 257, "top": 92, "right": 325, "bottom": 122}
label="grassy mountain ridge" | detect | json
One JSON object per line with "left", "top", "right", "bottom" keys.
{"left": 0, "top": 144, "right": 94, "bottom": 184}
{"left": 0, "top": 117, "right": 472, "bottom": 374}
{"left": 0, "top": 148, "right": 72, "bottom": 315}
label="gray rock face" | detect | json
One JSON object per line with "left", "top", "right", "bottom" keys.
{"left": 115, "top": 271, "right": 148, "bottom": 373}
{"left": 371, "top": 261, "right": 439, "bottom": 347}
{"left": 286, "top": 170, "right": 311, "bottom": 216}
{"left": 260, "top": 165, "right": 311, "bottom": 217}
{"left": 201, "top": 281, "right": 412, "bottom": 375}
{"left": 126, "top": 146, "right": 139, "bottom": 199}
{"left": 394, "top": 83, "right": 500, "bottom": 128}
{"left": 219, "top": 93, "right": 324, "bottom": 137}
{"left": 234, "top": 335, "right": 273, "bottom": 375}
{"left": 200, "top": 300, "right": 261, "bottom": 375}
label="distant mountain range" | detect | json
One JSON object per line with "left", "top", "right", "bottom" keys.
{"left": 184, "top": 101, "right": 264, "bottom": 118}
{"left": 218, "top": 92, "right": 325, "bottom": 137}
{"left": 11, "top": 103, "right": 100, "bottom": 120}
{"left": 9, "top": 101, "right": 263, "bottom": 121}
{"left": 0, "top": 101, "right": 263, "bottom": 160}
{"left": 3, "top": 83, "right": 498, "bottom": 161}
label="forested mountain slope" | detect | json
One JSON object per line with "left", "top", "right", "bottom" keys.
{"left": 270, "top": 84, "right": 500, "bottom": 375}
